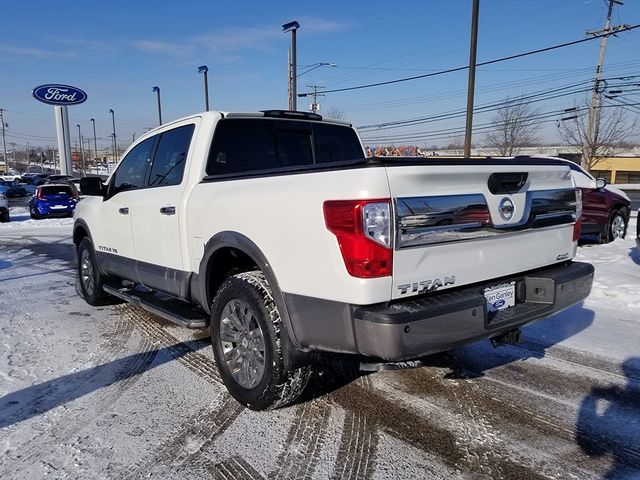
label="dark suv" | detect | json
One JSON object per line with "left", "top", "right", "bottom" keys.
{"left": 567, "top": 162, "right": 631, "bottom": 243}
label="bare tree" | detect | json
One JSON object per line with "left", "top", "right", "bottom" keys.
{"left": 445, "top": 136, "right": 465, "bottom": 155}
{"left": 558, "top": 99, "right": 637, "bottom": 171}
{"left": 484, "top": 97, "right": 539, "bottom": 156}
{"left": 324, "top": 106, "right": 345, "bottom": 120}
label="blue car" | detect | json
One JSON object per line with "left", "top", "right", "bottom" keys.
{"left": 29, "top": 184, "right": 79, "bottom": 219}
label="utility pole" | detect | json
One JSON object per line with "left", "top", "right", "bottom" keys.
{"left": 463, "top": 0, "right": 480, "bottom": 158}
{"left": 586, "top": 0, "right": 628, "bottom": 169}
{"left": 10, "top": 142, "right": 16, "bottom": 171}
{"left": 0, "top": 108, "right": 8, "bottom": 173}
{"left": 306, "top": 85, "right": 326, "bottom": 112}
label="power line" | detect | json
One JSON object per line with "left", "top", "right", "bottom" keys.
{"left": 357, "top": 81, "right": 595, "bottom": 130}
{"left": 302, "top": 24, "right": 640, "bottom": 96}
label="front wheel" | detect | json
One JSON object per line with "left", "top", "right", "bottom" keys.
{"left": 604, "top": 209, "right": 627, "bottom": 242}
{"left": 210, "top": 271, "right": 311, "bottom": 410}
{"left": 77, "top": 237, "right": 118, "bottom": 306}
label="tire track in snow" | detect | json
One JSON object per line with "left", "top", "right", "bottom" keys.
{"left": 271, "top": 400, "right": 332, "bottom": 480}
{"left": 210, "top": 456, "right": 266, "bottom": 480}
{"left": 384, "top": 351, "right": 640, "bottom": 479}
{"left": 118, "top": 304, "right": 221, "bottom": 384}
{"left": 0, "top": 315, "right": 157, "bottom": 478}
{"left": 124, "top": 393, "right": 245, "bottom": 479}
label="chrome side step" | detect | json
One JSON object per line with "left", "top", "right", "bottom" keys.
{"left": 103, "top": 284, "right": 208, "bottom": 329}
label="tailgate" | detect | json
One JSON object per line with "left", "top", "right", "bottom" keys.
{"left": 387, "top": 162, "right": 578, "bottom": 300}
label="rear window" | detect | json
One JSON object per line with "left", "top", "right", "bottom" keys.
{"left": 206, "top": 118, "right": 364, "bottom": 176}
{"left": 40, "top": 186, "right": 74, "bottom": 196}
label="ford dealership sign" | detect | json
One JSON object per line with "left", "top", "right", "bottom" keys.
{"left": 32, "top": 84, "right": 87, "bottom": 106}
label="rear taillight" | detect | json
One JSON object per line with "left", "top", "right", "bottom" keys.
{"left": 36, "top": 189, "right": 44, "bottom": 200}
{"left": 323, "top": 199, "right": 392, "bottom": 278}
{"left": 573, "top": 189, "right": 582, "bottom": 241}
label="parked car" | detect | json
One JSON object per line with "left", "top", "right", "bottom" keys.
{"left": 0, "top": 178, "right": 27, "bottom": 197}
{"left": 47, "top": 174, "right": 74, "bottom": 183}
{"left": 69, "top": 178, "right": 82, "bottom": 194}
{"left": 0, "top": 193, "right": 9, "bottom": 222}
{"left": 29, "top": 184, "right": 79, "bottom": 219}
{"left": 21, "top": 173, "right": 48, "bottom": 186}
{"left": 563, "top": 161, "right": 631, "bottom": 242}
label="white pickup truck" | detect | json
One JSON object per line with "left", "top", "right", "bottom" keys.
{"left": 74, "top": 110, "right": 594, "bottom": 410}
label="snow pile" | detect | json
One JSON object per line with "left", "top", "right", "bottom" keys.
{"left": 0, "top": 207, "right": 74, "bottom": 228}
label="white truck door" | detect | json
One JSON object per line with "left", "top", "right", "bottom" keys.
{"left": 92, "top": 136, "right": 156, "bottom": 273}
{"left": 130, "top": 123, "right": 195, "bottom": 293}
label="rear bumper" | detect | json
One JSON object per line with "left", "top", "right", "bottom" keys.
{"left": 286, "top": 261, "right": 594, "bottom": 361}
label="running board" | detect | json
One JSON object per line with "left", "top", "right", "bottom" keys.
{"left": 103, "top": 284, "right": 208, "bottom": 329}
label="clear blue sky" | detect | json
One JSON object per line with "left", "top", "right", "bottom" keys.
{"left": 1, "top": 0, "right": 638, "bottom": 152}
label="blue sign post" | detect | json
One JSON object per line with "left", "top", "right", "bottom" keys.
{"left": 32, "top": 84, "right": 88, "bottom": 176}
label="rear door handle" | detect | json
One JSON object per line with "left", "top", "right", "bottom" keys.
{"left": 118, "top": 207, "right": 129, "bottom": 215}
{"left": 160, "top": 206, "right": 176, "bottom": 215}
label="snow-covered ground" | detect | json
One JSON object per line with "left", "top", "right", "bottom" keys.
{"left": 0, "top": 210, "right": 639, "bottom": 479}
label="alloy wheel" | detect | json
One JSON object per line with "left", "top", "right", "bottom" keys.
{"left": 219, "top": 298, "right": 266, "bottom": 389}
{"left": 80, "top": 249, "right": 95, "bottom": 296}
{"left": 611, "top": 214, "right": 625, "bottom": 239}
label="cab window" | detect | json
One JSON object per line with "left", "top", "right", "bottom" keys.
{"left": 148, "top": 124, "right": 194, "bottom": 187}
{"left": 110, "top": 137, "right": 155, "bottom": 195}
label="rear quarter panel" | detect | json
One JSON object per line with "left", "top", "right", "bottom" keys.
{"left": 186, "top": 168, "right": 393, "bottom": 305}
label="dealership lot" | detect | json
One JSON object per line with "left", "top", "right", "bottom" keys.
{"left": 0, "top": 208, "right": 639, "bottom": 479}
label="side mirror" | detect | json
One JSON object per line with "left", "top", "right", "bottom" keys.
{"left": 595, "top": 178, "right": 607, "bottom": 189}
{"left": 80, "top": 177, "right": 105, "bottom": 197}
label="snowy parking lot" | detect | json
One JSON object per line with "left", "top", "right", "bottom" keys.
{"left": 1, "top": 206, "right": 639, "bottom": 479}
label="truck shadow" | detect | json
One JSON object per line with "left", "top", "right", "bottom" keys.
{"left": 0, "top": 339, "right": 208, "bottom": 429}
{"left": 444, "top": 302, "right": 595, "bottom": 378}
{"left": 576, "top": 357, "right": 640, "bottom": 478}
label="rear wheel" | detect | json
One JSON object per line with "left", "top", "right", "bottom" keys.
{"left": 210, "top": 271, "right": 311, "bottom": 410}
{"left": 77, "top": 237, "right": 118, "bottom": 306}
{"left": 604, "top": 209, "right": 627, "bottom": 242}
{"left": 30, "top": 206, "right": 41, "bottom": 220}
{"left": 0, "top": 209, "right": 9, "bottom": 223}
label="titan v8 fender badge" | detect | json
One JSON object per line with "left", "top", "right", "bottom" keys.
{"left": 498, "top": 197, "right": 515, "bottom": 221}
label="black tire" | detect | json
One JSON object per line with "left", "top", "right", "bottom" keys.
{"left": 210, "top": 270, "right": 311, "bottom": 410}
{"left": 603, "top": 209, "right": 627, "bottom": 243}
{"left": 0, "top": 209, "right": 9, "bottom": 223}
{"left": 30, "top": 207, "right": 41, "bottom": 220}
{"left": 77, "top": 237, "right": 118, "bottom": 306}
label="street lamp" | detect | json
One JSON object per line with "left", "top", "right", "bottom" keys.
{"left": 76, "top": 124, "right": 84, "bottom": 176}
{"left": 109, "top": 109, "right": 117, "bottom": 164}
{"left": 282, "top": 20, "right": 300, "bottom": 111}
{"left": 198, "top": 65, "right": 210, "bottom": 111}
{"left": 152, "top": 86, "right": 163, "bottom": 125}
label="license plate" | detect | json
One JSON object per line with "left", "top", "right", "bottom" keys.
{"left": 50, "top": 205, "right": 67, "bottom": 209}
{"left": 484, "top": 282, "right": 516, "bottom": 313}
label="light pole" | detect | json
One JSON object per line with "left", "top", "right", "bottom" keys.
{"left": 109, "top": 109, "right": 117, "bottom": 164}
{"left": 153, "top": 86, "right": 162, "bottom": 125}
{"left": 198, "top": 65, "right": 210, "bottom": 111}
{"left": 282, "top": 21, "right": 300, "bottom": 111}
{"left": 90, "top": 118, "right": 98, "bottom": 171}
{"left": 76, "top": 124, "right": 85, "bottom": 176}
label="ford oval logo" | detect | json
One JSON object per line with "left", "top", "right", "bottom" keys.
{"left": 493, "top": 299, "right": 506, "bottom": 309}
{"left": 498, "top": 197, "right": 515, "bottom": 221}
{"left": 32, "top": 84, "right": 87, "bottom": 106}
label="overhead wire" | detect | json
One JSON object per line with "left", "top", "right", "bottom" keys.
{"left": 301, "top": 25, "right": 640, "bottom": 96}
